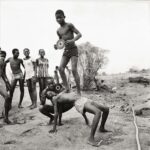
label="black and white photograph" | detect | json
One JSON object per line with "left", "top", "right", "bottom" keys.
{"left": 0, "top": 0, "right": 150, "bottom": 149}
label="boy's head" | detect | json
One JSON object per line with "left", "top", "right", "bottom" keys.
{"left": 46, "top": 77, "right": 55, "bottom": 90}
{"left": 55, "top": 66, "right": 59, "bottom": 70}
{"left": 23, "top": 48, "right": 30, "bottom": 57}
{"left": 39, "top": 49, "right": 45, "bottom": 57}
{"left": 12, "top": 48, "right": 19, "bottom": 58}
{"left": 55, "top": 9, "right": 65, "bottom": 24}
{"left": 0, "top": 50, "right": 6, "bottom": 59}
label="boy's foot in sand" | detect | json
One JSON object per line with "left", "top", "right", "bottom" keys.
{"left": 18, "top": 105, "right": 24, "bottom": 109}
{"left": 30, "top": 104, "right": 37, "bottom": 109}
{"left": 48, "top": 117, "right": 54, "bottom": 125}
{"left": 99, "top": 128, "right": 111, "bottom": 132}
{"left": 3, "top": 118, "right": 12, "bottom": 124}
{"left": 87, "top": 138, "right": 103, "bottom": 147}
{"left": 28, "top": 104, "right": 33, "bottom": 108}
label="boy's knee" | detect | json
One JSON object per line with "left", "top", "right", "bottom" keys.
{"left": 59, "top": 67, "right": 65, "bottom": 73}
{"left": 72, "top": 68, "right": 77, "bottom": 75}
{"left": 104, "top": 107, "right": 109, "bottom": 114}
{"left": 39, "top": 106, "right": 44, "bottom": 113}
{"left": 96, "top": 110, "right": 101, "bottom": 116}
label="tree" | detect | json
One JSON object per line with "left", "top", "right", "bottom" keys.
{"left": 78, "top": 42, "right": 109, "bottom": 90}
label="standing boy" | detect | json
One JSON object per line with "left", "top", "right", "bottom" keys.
{"left": 5, "top": 48, "right": 25, "bottom": 108}
{"left": 23, "top": 48, "right": 37, "bottom": 109}
{"left": 0, "top": 50, "right": 12, "bottom": 124}
{"left": 54, "top": 9, "right": 82, "bottom": 95}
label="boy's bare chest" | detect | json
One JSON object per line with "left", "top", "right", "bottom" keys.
{"left": 10, "top": 59, "right": 20, "bottom": 67}
{"left": 58, "top": 26, "right": 71, "bottom": 36}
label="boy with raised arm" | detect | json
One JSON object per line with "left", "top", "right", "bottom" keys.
{"left": 54, "top": 9, "right": 82, "bottom": 95}
{"left": 5, "top": 48, "right": 25, "bottom": 108}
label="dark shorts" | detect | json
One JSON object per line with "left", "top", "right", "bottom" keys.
{"left": 63, "top": 46, "right": 78, "bottom": 58}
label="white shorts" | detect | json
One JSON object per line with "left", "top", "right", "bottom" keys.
{"left": 75, "top": 97, "right": 91, "bottom": 114}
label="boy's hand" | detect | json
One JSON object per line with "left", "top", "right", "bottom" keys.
{"left": 65, "top": 39, "right": 74, "bottom": 46}
{"left": 54, "top": 44, "right": 57, "bottom": 50}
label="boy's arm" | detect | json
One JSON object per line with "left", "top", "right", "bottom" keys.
{"left": 70, "top": 23, "right": 82, "bottom": 41}
{"left": 2, "top": 62, "right": 11, "bottom": 91}
{"left": 20, "top": 59, "right": 25, "bottom": 68}
{"left": 5, "top": 58, "right": 10, "bottom": 64}
{"left": 40, "top": 87, "right": 49, "bottom": 105}
{"left": 82, "top": 112, "right": 90, "bottom": 126}
{"left": 54, "top": 30, "right": 61, "bottom": 50}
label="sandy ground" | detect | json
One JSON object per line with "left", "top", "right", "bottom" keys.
{"left": 0, "top": 73, "right": 150, "bottom": 150}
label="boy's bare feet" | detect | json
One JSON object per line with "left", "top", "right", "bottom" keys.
{"left": 3, "top": 118, "right": 12, "bottom": 124}
{"left": 99, "top": 128, "right": 110, "bottom": 132}
{"left": 30, "top": 104, "right": 37, "bottom": 109}
{"left": 18, "top": 105, "right": 23, "bottom": 109}
{"left": 87, "top": 138, "right": 102, "bottom": 147}
{"left": 48, "top": 117, "right": 54, "bottom": 125}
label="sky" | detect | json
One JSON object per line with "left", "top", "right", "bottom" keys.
{"left": 0, "top": 0, "right": 150, "bottom": 75}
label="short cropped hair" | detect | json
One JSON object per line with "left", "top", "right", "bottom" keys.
{"left": 0, "top": 50, "right": 6, "bottom": 57}
{"left": 12, "top": 48, "right": 19, "bottom": 54}
{"left": 55, "top": 9, "right": 65, "bottom": 17}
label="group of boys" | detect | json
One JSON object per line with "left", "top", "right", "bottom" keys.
{"left": 0, "top": 9, "right": 110, "bottom": 147}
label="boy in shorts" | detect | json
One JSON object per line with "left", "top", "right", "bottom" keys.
{"left": 5, "top": 48, "right": 25, "bottom": 108}
{"left": 54, "top": 9, "right": 82, "bottom": 95}
{"left": 49, "top": 92, "right": 109, "bottom": 147}
{"left": 0, "top": 50, "right": 12, "bottom": 124}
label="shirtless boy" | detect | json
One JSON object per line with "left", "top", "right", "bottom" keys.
{"left": 54, "top": 9, "right": 82, "bottom": 95}
{"left": 5, "top": 48, "right": 24, "bottom": 108}
{"left": 39, "top": 78, "right": 74, "bottom": 125}
{"left": 49, "top": 92, "right": 109, "bottom": 147}
{"left": 0, "top": 50, "right": 12, "bottom": 124}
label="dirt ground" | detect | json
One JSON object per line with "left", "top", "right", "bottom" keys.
{"left": 0, "top": 73, "right": 150, "bottom": 150}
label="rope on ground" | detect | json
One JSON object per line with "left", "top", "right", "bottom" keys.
{"left": 131, "top": 106, "right": 141, "bottom": 150}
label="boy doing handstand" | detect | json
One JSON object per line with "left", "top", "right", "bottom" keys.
{"left": 49, "top": 92, "right": 109, "bottom": 147}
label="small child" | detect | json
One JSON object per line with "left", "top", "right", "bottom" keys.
{"left": 54, "top": 9, "right": 82, "bottom": 95}
{"left": 5, "top": 48, "right": 25, "bottom": 108}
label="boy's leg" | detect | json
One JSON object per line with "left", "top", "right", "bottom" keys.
{"left": 70, "top": 56, "right": 81, "bottom": 95}
{"left": 30, "top": 79, "right": 37, "bottom": 109}
{"left": 9, "top": 79, "right": 17, "bottom": 108}
{"left": 0, "top": 88, "right": 11, "bottom": 124}
{"left": 18, "top": 79, "right": 24, "bottom": 108}
{"left": 39, "top": 78, "right": 45, "bottom": 103}
{"left": 59, "top": 56, "right": 70, "bottom": 92}
{"left": 39, "top": 105, "right": 54, "bottom": 124}
{"left": 92, "top": 102, "right": 109, "bottom": 132}
{"left": 27, "top": 79, "right": 34, "bottom": 106}
{"left": 84, "top": 102, "right": 101, "bottom": 146}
